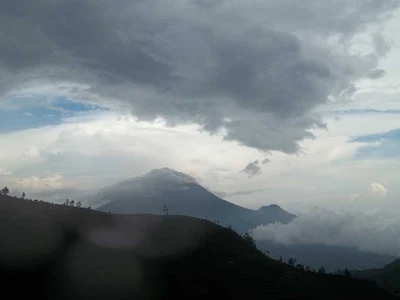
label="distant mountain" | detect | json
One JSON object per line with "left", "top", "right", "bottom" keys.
{"left": 0, "top": 194, "right": 396, "bottom": 300}
{"left": 94, "top": 168, "right": 395, "bottom": 273}
{"left": 354, "top": 259, "right": 400, "bottom": 296}
{"left": 256, "top": 240, "right": 396, "bottom": 272}
{"left": 96, "top": 168, "right": 296, "bottom": 232}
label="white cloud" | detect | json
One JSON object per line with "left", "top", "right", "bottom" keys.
{"left": 23, "top": 146, "right": 41, "bottom": 158}
{"left": 350, "top": 193, "right": 361, "bottom": 202}
{"left": 0, "top": 168, "right": 12, "bottom": 176}
{"left": 0, "top": 111, "right": 261, "bottom": 200}
{"left": 370, "top": 182, "right": 388, "bottom": 197}
{"left": 12, "top": 174, "right": 65, "bottom": 191}
{"left": 347, "top": 182, "right": 388, "bottom": 204}
{"left": 221, "top": 119, "right": 400, "bottom": 209}
{"left": 0, "top": 103, "right": 399, "bottom": 211}
{"left": 252, "top": 207, "right": 400, "bottom": 256}
{"left": 9, "top": 173, "right": 94, "bottom": 202}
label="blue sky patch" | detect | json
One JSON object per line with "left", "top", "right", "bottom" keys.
{"left": 351, "top": 129, "right": 400, "bottom": 159}
{"left": 51, "top": 97, "right": 106, "bottom": 114}
{"left": 0, "top": 96, "right": 108, "bottom": 133}
{"left": 0, "top": 107, "right": 61, "bottom": 133}
{"left": 352, "top": 129, "right": 400, "bottom": 143}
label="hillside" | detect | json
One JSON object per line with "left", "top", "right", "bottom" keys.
{"left": 257, "top": 240, "right": 396, "bottom": 272}
{"left": 354, "top": 259, "right": 400, "bottom": 296}
{"left": 0, "top": 194, "right": 397, "bottom": 300}
{"left": 94, "top": 169, "right": 397, "bottom": 272}
{"left": 96, "top": 168, "right": 296, "bottom": 233}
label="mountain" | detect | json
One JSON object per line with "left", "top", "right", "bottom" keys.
{"left": 94, "top": 168, "right": 394, "bottom": 272}
{"left": 96, "top": 168, "right": 296, "bottom": 232}
{"left": 0, "top": 194, "right": 396, "bottom": 300}
{"left": 257, "top": 240, "right": 396, "bottom": 272}
{"left": 353, "top": 259, "right": 400, "bottom": 296}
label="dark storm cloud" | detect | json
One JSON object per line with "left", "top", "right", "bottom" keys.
{"left": 0, "top": 0, "right": 398, "bottom": 152}
{"left": 242, "top": 160, "right": 261, "bottom": 178}
{"left": 262, "top": 158, "right": 270, "bottom": 165}
{"left": 367, "top": 69, "right": 387, "bottom": 79}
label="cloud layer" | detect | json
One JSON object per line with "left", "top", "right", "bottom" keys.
{"left": 252, "top": 206, "right": 400, "bottom": 256}
{"left": 0, "top": 111, "right": 263, "bottom": 202}
{"left": 0, "top": 0, "right": 398, "bottom": 153}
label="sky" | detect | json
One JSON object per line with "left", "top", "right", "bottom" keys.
{"left": 2, "top": 1, "right": 400, "bottom": 253}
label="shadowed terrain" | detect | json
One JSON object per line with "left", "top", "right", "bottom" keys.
{"left": 95, "top": 168, "right": 396, "bottom": 272}
{"left": 354, "top": 259, "right": 400, "bottom": 296}
{"left": 257, "top": 240, "right": 396, "bottom": 272}
{"left": 0, "top": 194, "right": 397, "bottom": 300}
{"left": 96, "top": 168, "right": 296, "bottom": 233}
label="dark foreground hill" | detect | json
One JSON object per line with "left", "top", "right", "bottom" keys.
{"left": 0, "top": 194, "right": 396, "bottom": 300}
{"left": 257, "top": 240, "right": 396, "bottom": 272}
{"left": 96, "top": 168, "right": 296, "bottom": 233}
{"left": 354, "top": 259, "right": 400, "bottom": 296}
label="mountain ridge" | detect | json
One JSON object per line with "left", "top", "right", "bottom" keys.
{"left": 354, "top": 258, "right": 400, "bottom": 295}
{"left": 94, "top": 168, "right": 396, "bottom": 272}
{"left": 0, "top": 193, "right": 397, "bottom": 300}
{"left": 96, "top": 168, "right": 296, "bottom": 232}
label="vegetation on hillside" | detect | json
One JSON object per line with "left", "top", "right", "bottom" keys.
{"left": 354, "top": 259, "right": 400, "bottom": 296}
{"left": 0, "top": 190, "right": 397, "bottom": 299}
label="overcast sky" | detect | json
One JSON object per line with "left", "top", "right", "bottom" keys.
{"left": 1, "top": 0, "right": 400, "bottom": 221}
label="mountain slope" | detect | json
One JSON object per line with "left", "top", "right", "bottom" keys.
{"left": 96, "top": 168, "right": 296, "bottom": 232}
{"left": 0, "top": 194, "right": 396, "bottom": 300}
{"left": 354, "top": 259, "right": 400, "bottom": 296}
{"left": 257, "top": 240, "right": 396, "bottom": 272}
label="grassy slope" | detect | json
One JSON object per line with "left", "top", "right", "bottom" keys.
{"left": 0, "top": 195, "right": 397, "bottom": 300}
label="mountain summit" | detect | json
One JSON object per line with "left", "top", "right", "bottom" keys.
{"left": 132, "top": 168, "right": 197, "bottom": 186}
{"left": 97, "top": 168, "right": 296, "bottom": 232}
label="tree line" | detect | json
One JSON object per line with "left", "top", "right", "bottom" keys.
{"left": 226, "top": 223, "right": 354, "bottom": 277}
{"left": 2, "top": 185, "right": 354, "bottom": 278}
{"left": 1, "top": 186, "right": 89, "bottom": 209}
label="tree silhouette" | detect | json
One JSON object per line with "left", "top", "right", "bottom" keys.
{"left": 163, "top": 204, "right": 169, "bottom": 215}
{"left": 70, "top": 200, "right": 75, "bottom": 207}
{"left": 344, "top": 268, "right": 351, "bottom": 277}
{"left": 22, "top": 192, "right": 26, "bottom": 199}
{"left": 1, "top": 186, "right": 9, "bottom": 195}
{"left": 288, "top": 257, "right": 297, "bottom": 266}
{"left": 76, "top": 201, "right": 82, "bottom": 208}
{"left": 318, "top": 267, "right": 326, "bottom": 274}
{"left": 65, "top": 199, "right": 70, "bottom": 206}
{"left": 243, "top": 232, "right": 256, "bottom": 247}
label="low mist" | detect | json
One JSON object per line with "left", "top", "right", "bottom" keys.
{"left": 252, "top": 207, "right": 400, "bottom": 257}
